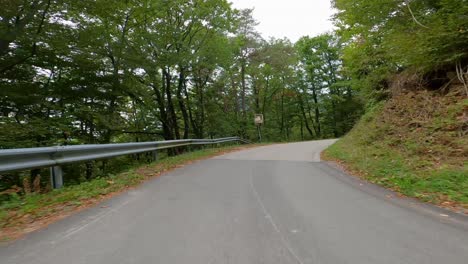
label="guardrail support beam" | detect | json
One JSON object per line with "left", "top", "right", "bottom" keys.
{"left": 50, "top": 166, "right": 64, "bottom": 189}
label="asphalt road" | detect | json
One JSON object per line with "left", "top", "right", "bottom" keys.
{"left": 1, "top": 140, "right": 467, "bottom": 264}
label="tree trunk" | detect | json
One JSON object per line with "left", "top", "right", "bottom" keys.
{"left": 298, "top": 94, "right": 314, "bottom": 137}
{"left": 163, "top": 68, "right": 180, "bottom": 140}
{"left": 176, "top": 67, "right": 190, "bottom": 139}
{"left": 151, "top": 77, "right": 172, "bottom": 140}
{"left": 241, "top": 62, "right": 247, "bottom": 118}
{"left": 311, "top": 83, "right": 321, "bottom": 137}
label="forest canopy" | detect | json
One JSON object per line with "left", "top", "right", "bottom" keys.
{"left": 333, "top": 0, "right": 468, "bottom": 98}
{"left": 0, "top": 0, "right": 361, "bottom": 148}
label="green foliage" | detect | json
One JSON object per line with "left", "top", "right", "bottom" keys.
{"left": 333, "top": 0, "right": 468, "bottom": 99}
{"left": 0, "top": 1, "right": 363, "bottom": 197}
{"left": 324, "top": 93, "right": 468, "bottom": 206}
{"left": 295, "top": 33, "right": 363, "bottom": 138}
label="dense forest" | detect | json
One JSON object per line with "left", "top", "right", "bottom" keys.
{"left": 333, "top": 0, "right": 467, "bottom": 98}
{"left": 0, "top": 0, "right": 467, "bottom": 197}
{"left": 0, "top": 0, "right": 362, "bottom": 149}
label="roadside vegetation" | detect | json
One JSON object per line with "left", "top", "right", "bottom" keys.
{"left": 1, "top": 0, "right": 360, "bottom": 204}
{"left": 324, "top": 0, "right": 468, "bottom": 212}
{"left": 0, "top": 144, "right": 258, "bottom": 241}
{"left": 324, "top": 90, "right": 467, "bottom": 211}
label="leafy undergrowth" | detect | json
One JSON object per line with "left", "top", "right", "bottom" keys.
{"left": 0, "top": 144, "right": 261, "bottom": 242}
{"left": 323, "top": 89, "right": 467, "bottom": 213}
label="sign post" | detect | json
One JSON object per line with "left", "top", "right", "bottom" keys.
{"left": 254, "top": 114, "right": 264, "bottom": 142}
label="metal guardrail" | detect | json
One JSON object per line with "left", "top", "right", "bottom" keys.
{"left": 0, "top": 137, "right": 249, "bottom": 188}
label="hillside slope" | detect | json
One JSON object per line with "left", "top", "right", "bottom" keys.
{"left": 324, "top": 89, "right": 467, "bottom": 213}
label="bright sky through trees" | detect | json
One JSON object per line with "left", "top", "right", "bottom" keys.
{"left": 230, "top": 0, "right": 335, "bottom": 41}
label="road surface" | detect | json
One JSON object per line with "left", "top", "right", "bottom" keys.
{"left": 1, "top": 140, "right": 467, "bottom": 264}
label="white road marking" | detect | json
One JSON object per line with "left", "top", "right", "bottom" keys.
{"left": 249, "top": 174, "right": 305, "bottom": 264}
{"left": 60, "top": 200, "right": 131, "bottom": 240}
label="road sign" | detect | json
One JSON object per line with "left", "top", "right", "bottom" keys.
{"left": 254, "top": 114, "right": 264, "bottom": 125}
{"left": 254, "top": 114, "right": 263, "bottom": 142}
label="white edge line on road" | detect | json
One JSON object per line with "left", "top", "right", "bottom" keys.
{"left": 8, "top": 199, "right": 132, "bottom": 261}
{"left": 59, "top": 200, "right": 131, "bottom": 241}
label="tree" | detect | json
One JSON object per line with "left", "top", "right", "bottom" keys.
{"left": 333, "top": 0, "right": 468, "bottom": 98}
{"left": 296, "top": 33, "right": 362, "bottom": 138}
{"left": 0, "top": 1, "right": 364, "bottom": 195}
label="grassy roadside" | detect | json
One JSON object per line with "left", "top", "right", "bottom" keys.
{"left": 0, "top": 144, "right": 261, "bottom": 242}
{"left": 323, "top": 90, "right": 467, "bottom": 213}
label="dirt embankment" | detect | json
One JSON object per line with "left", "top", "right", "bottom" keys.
{"left": 324, "top": 86, "right": 467, "bottom": 213}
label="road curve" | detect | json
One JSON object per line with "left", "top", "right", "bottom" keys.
{"left": 1, "top": 140, "right": 467, "bottom": 264}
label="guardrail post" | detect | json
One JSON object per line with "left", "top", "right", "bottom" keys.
{"left": 50, "top": 166, "right": 64, "bottom": 189}
{"left": 152, "top": 150, "right": 158, "bottom": 162}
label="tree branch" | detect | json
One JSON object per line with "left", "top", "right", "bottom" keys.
{"left": 405, "top": 0, "right": 429, "bottom": 29}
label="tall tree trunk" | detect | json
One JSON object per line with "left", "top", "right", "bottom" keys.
{"left": 144, "top": 71, "right": 173, "bottom": 140}
{"left": 240, "top": 62, "right": 247, "bottom": 138}
{"left": 186, "top": 81, "right": 199, "bottom": 138}
{"left": 327, "top": 80, "right": 339, "bottom": 138}
{"left": 261, "top": 75, "right": 270, "bottom": 126}
{"left": 231, "top": 73, "right": 239, "bottom": 116}
{"left": 280, "top": 87, "right": 285, "bottom": 138}
{"left": 240, "top": 62, "right": 247, "bottom": 118}
{"left": 163, "top": 68, "right": 180, "bottom": 139}
{"left": 326, "top": 55, "right": 340, "bottom": 137}
{"left": 311, "top": 83, "right": 321, "bottom": 137}
{"left": 298, "top": 94, "right": 314, "bottom": 137}
{"left": 253, "top": 77, "right": 260, "bottom": 112}
{"left": 176, "top": 67, "right": 190, "bottom": 139}
{"left": 280, "top": 77, "right": 286, "bottom": 139}
{"left": 198, "top": 77, "right": 206, "bottom": 137}
{"left": 300, "top": 118, "right": 304, "bottom": 140}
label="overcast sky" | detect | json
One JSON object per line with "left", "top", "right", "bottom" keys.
{"left": 230, "top": 0, "right": 335, "bottom": 42}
